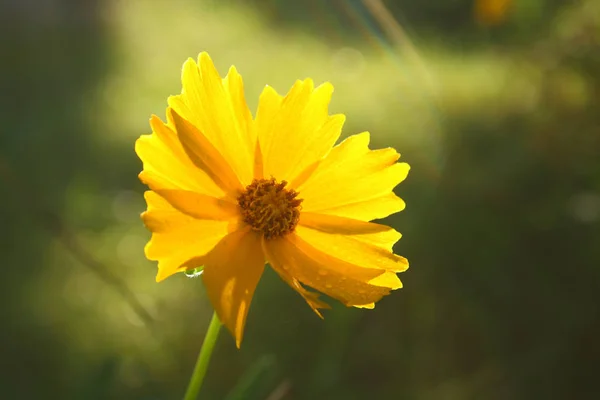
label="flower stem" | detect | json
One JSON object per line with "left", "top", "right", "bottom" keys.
{"left": 183, "top": 311, "right": 222, "bottom": 400}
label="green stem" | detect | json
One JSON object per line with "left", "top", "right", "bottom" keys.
{"left": 183, "top": 311, "right": 222, "bottom": 400}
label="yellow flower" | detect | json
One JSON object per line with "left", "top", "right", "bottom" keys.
{"left": 136, "top": 53, "right": 409, "bottom": 347}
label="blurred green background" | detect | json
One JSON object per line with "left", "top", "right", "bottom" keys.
{"left": 1, "top": 0, "right": 599, "bottom": 398}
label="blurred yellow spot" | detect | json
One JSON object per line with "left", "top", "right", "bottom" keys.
{"left": 474, "top": 0, "right": 512, "bottom": 26}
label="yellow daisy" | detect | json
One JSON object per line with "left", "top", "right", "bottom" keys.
{"left": 136, "top": 52, "right": 410, "bottom": 347}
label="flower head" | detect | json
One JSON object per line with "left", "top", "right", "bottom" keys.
{"left": 136, "top": 53, "right": 410, "bottom": 347}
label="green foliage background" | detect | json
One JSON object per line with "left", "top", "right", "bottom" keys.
{"left": 1, "top": 0, "right": 599, "bottom": 398}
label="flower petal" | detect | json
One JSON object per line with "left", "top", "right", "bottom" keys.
{"left": 202, "top": 228, "right": 265, "bottom": 348}
{"left": 223, "top": 65, "right": 262, "bottom": 179}
{"left": 307, "top": 193, "right": 406, "bottom": 221}
{"left": 297, "top": 213, "right": 408, "bottom": 272}
{"left": 168, "top": 53, "right": 256, "bottom": 186}
{"left": 256, "top": 79, "right": 344, "bottom": 182}
{"left": 169, "top": 108, "right": 243, "bottom": 195}
{"left": 297, "top": 132, "right": 409, "bottom": 221}
{"left": 153, "top": 190, "right": 238, "bottom": 220}
{"left": 264, "top": 234, "right": 401, "bottom": 309}
{"left": 261, "top": 238, "right": 330, "bottom": 318}
{"left": 135, "top": 115, "right": 224, "bottom": 197}
{"left": 141, "top": 191, "right": 233, "bottom": 282}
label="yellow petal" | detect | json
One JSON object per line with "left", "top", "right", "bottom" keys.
{"left": 223, "top": 65, "right": 263, "bottom": 179}
{"left": 153, "top": 190, "right": 238, "bottom": 220}
{"left": 368, "top": 271, "right": 403, "bottom": 289}
{"left": 168, "top": 53, "right": 256, "bottom": 186}
{"left": 135, "top": 115, "right": 224, "bottom": 197}
{"left": 223, "top": 66, "right": 253, "bottom": 150}
{"left": 264, "top": 234, "right": 400, "bottom": 309}
{"left": 309, "top": 193, "right": 406, "bottom": 221}
{"left": 261, "top": 238, "right": 330, "bottom": 318}
{"left": 256, "top": 79, "right": 344, "bottom": 182}
{"left": 169, "top": 109, "right": 243, "bottom": 195}
{"left": 297, "top": 132, "right": 409, "bottom": 221}
{"left": 299, "top": 212, "right": 403, "bottom": 252}
{"left": 141, "top": 191, "right": 232, "bottom": 282}
{"left": 296, "top": 216, "right": 408, "bottom": 273}
{"left": 202, "top": 228, "right": 265, "bottom": 348}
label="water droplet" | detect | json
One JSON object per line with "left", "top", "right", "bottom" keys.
{"left": 325, "top": 283, "right": 333, "bottom": 289}
{"left": 318, "top": 270, "right": 328, "bottom": 276}
{"left": 185, "top": 268, "right": 204, "bottom": 278}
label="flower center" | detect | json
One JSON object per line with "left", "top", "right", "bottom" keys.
{"left": 237, "top": 178, "right": 303, "bottom": 240}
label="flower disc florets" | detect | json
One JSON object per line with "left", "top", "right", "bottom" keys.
{"left": 238, "top": 178, "right": 303, "bottom": 239}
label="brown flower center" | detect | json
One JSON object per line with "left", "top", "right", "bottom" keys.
{"left": 237, "top": 178, "right": 303, "bottom": 240}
